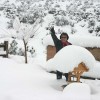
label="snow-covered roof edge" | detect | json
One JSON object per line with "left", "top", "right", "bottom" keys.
{"left": 42, "top": 34, "right": 100, "bottom": 48}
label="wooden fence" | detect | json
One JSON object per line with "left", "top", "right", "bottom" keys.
{"left": 0, "top": 41, "right": 8, "bottom": 58}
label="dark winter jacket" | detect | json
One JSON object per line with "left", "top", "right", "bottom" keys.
{"left": 50, "top": 31, "right": 72, "bottom": 53}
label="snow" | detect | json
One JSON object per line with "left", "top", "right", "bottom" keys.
{"left": 0, "top": 57, "right": 62, "bottom": 100}
{"left": 43, "top": 14, "right": 55, "bottom": 28}
{"left": 83, "top": 62, "right": 100, "bottom": 78}
{"left": 0, "top": 0, "right": 100, "bottom": 100}
{"left": 62, "top": 83, "right": 91, "bottom": 100}
{"left": 13, "top": 17, "right": 21, "bottom": 32}
{"left": 0, "top": 26, "right": 11, "bottom": 38}
{"left": 0, "top": 12, "right": 9, "bottom": 29}
{"left": 45, "top": 45, "right": 100, "bottom": 78}
{"left": 43, "top": 34, "right": 100, "bottom": 48}
{"left": 0, "top": 51, "right": 6, "bottom": 54}
{"left": 0, "top": 56, "right": 100, "bottom": 100}
{"left": 46, "top": 45, "right": 95, "bottom": 73}
{"left": 13, "top": 17, "right": 39, "bottom": 43}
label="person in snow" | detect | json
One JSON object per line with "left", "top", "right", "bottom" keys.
{"left": 50, "top": 27, "right": 72, "bottom": 81}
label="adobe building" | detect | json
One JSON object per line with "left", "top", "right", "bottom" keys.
{"left": 43, "top": 35, "right": 100, "bottom": 61}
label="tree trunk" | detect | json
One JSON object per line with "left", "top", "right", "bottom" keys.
{"left": 23, "top": 39, "right": 28, "bottom": 63}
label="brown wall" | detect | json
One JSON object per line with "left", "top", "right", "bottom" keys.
{"left": 86, "top": 47, "right": 100, "bottom": 61}
{"left": 47, "top": 45, "right": 100, "bottom": 61}
{"left": 47, "top": 45, "right": 56, "bottom": 60}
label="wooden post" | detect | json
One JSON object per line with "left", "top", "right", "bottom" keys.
{"left": 0, "top": 41, "right": 8, "bottom": 58}
{"left": 5, "top": 41, "right": 8, "bottom": 58}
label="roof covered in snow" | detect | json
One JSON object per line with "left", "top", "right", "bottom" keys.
{"left": 42, "top": 34, "right": 100, "bottom": 48}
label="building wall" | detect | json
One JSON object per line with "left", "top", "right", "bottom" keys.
{"left": 86, "top": 47, "right": 100, "bottom": 61}
{"left": 47, "top": 45, "right": 100, "bottom": 61}
{"left": 47, "top": 45, "right": 56, "bottom": 60}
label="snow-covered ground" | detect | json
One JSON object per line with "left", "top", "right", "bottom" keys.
{"left": 0, "top": 35, "right": 100, "bottom": 100}
{"left": 0, "top": 0, "right": 100, "bottom": 100}
{"left": 0, "top": 55, "right": 100, "bottom": 100}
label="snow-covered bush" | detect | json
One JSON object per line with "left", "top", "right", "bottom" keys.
{"left": 46, "top": 45, "right": 95, "bottom": 73}
{"left": 27, "top": 46, "right": 36, "bottom": 57}
{"left": 1, "top": 0, "right": 100, "bottom": 37}
{"left": 17, "top": 48, "right": 24, "bottom": 56}
{"left": 9, "top": 39, "right": 24, "bottom": 56}
{"left": 9, "top": 39, "right": 18, "bottom": 55}
{"left": 0, "top": 4, "right": 5, "bottom": 11}
{"left": 7, "top": 19, "right": 13, "bottom": 28}
{"left": 3, "top": 3, "right": 17, "bottom": 19}
{"left": 88, "top": 26, "right": 94, "bottom": 33}
{"left": 95, "top": 25, "right": 100, "bottom": 33}
{"left": 8, "top": 39, "right": 36, "bottom": 57}
{"left": 48, "top": 8, "right": 56, "bottom": 14}
{"left": 71, "top": 27, "right": 76, "bottom": 34}
{"left": 1, "top": 0, "right": 45, "bottom": 28}
{"left": 94, "top": 25, "right": 100, "bottom": 36}
{"left": 55, "top": 16, "right": 69, "bottom": 26}
{"left": 88, "top": 19, "right": 95, "bottom": 28}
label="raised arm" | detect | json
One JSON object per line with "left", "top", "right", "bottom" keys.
{"left": 50, "top": 27, "right": 59, "bottom": 45}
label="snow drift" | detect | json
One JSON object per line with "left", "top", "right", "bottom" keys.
{"left": 46, "top": 45, "right": 95, "bottom": 73}
{"left": 62, "top": 83, "right": 91, "bottom": 100}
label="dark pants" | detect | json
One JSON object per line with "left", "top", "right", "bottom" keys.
{"left": 56, "top": 70, "right": 68, "bottom": 81}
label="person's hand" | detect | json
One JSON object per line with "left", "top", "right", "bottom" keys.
{"left": 50, "top": 27, "right": 55, "bottom": 34}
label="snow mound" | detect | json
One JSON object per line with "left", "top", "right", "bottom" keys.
{"left": 85, "top": 80, "right": 100, "bottom": 94}
{"left": 51, "top": 45, "right": 95, "bottom": 73}
{"left": 45, "top": 58, "right": 56, "bottom": 72}
{"left": 62, "top": 83, "right": 91, "bottom": 100}
{"left": 0, "top": 57, "right": 17, "bottom": 65}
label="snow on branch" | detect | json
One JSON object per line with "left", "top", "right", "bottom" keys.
{"left": 13, "top": 17, "right": 41, "bottom": 43}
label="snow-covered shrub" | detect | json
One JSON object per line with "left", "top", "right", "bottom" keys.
{"left": 0, "top": 5, "right": 5, "bottom": 11}
{"left": 95, "top": 8, "right": 100, "bottom": 16}
{"left": 3, "top": 3, "right": 17, "bottom": 19}
{"left": 82, "top": 13, "right": 89, "bottom": 20}
{"left": 27, "top": 46, "right": 36, "bottom": 57}
{"left": 69, "top": 21, "right": 75, "bottom": 27}
{"left": 17, "top": 48, "right": 24, "bottom": 56}
{"left": 88, "top": 26, "right": 94, "bottom": 33}
{"left": 54, "top": 10, "right": 67, "bottom": 16}
{"left": 48, "top": 8, "right": 56, "bottom": 14}
{"left": 88, "top": 19, "right": 95, "bottom": 28}
{"left": 8, "top": 39, "right": 36, "bottom": 57}
{"left": 96, "top": 15, "right": 100, "bottom": 22}
{"left": 94, "top": 25, "right": 100, "bottom": 36}
{"left": 95, "top": 25, "right": 100, "bottom": 33}
{"left": 1, "top": 0, "right": 45, "bottom": 28}
{"left": 55, "top": 16, "right": 69, "bottom": 26}
{"left": 9, "top": 39, "right": 18, "bottom": 55}
{"left": 7, "top": 19, "right": 13, "bottom": 28}
{"left": 71, "top": 27, "right": 76, "bottom": 34}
